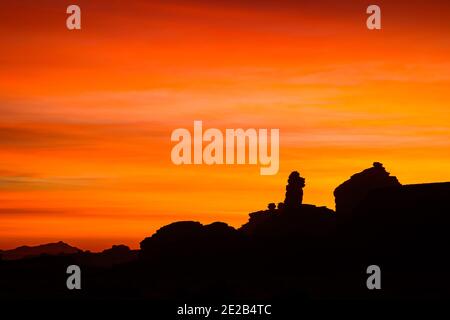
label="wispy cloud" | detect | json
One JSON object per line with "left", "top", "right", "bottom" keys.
{"left": 0, "top": 172, "right": 102, "bottom": 191}
{"left": 0, "top": 208, "right": 69, "bottom": 216}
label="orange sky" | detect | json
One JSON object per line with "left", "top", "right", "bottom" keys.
{"left": 1, "top": 0, "right": 449, "bottom": 251}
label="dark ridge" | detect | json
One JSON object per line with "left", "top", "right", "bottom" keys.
{"left": 0, "top": 241, "right": 81, "bottom": 261}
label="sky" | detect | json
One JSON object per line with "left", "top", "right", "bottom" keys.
{"left": 0, "top": 0, "right": 449, "bottom": 251}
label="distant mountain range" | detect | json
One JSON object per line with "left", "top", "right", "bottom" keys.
{"left": 0, "top": 241, "right": 81, "bottom": 260}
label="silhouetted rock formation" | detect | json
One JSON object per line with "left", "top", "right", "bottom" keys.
{"left": 351, "top": 181, "right": 450, "bottom": 247}
{"left": 240, "top": 204, "right": 335, "bottom": 240}
{"left": 1, "top": 163, "right": 449, "bottom": 301}
{"left": 140, "top": 221, "right": 239, "bottom": 260}
{"left": 334, "top": 162, "right": 401, "bottom": 216}
{"left": 341, "top": 181, "right": 450, "bottom": 299}
{"left": 1, "top": 241, "right": 81, "bottom": 260}
{"left": 284, "top": 171, "right": 305, "bottom": 210}
{"left": 240, "top": 171, "right": 335, "bottom": 238}
{"left": 268, "top": 203, "right": 276, "bottom": 212}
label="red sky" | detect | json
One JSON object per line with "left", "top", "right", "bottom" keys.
{"left": 1, "top": 0, "right": 449, "bottom": 251}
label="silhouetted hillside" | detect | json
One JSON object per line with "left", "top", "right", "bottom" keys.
{"left": 73, "top": 245, "right": 139, "bottom": 268}
{"left": 139, "top": 221, "right": 242, "bottom": 261}
{"left": 1, "top": 241, "right": 81, "bottom": 261}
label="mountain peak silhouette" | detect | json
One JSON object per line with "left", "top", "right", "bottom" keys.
{"left": 0, "top": 241, "right": 81, "bottom": 260}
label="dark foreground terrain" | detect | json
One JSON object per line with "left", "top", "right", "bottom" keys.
{"left": 1, "top": 163, "right": 449, "bottom": 302}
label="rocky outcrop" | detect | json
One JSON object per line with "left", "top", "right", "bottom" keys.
{"left": 284, "top": 171, "right": 305, "bottom": 210}
{"left": 139, "top": 221, "right": 239, "bottom": 260}
{"left": 240, "top": 171, "right": 335, "bottom": 238}
{"left": 334, "top": 162, "right": 401, "bottom": 216}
